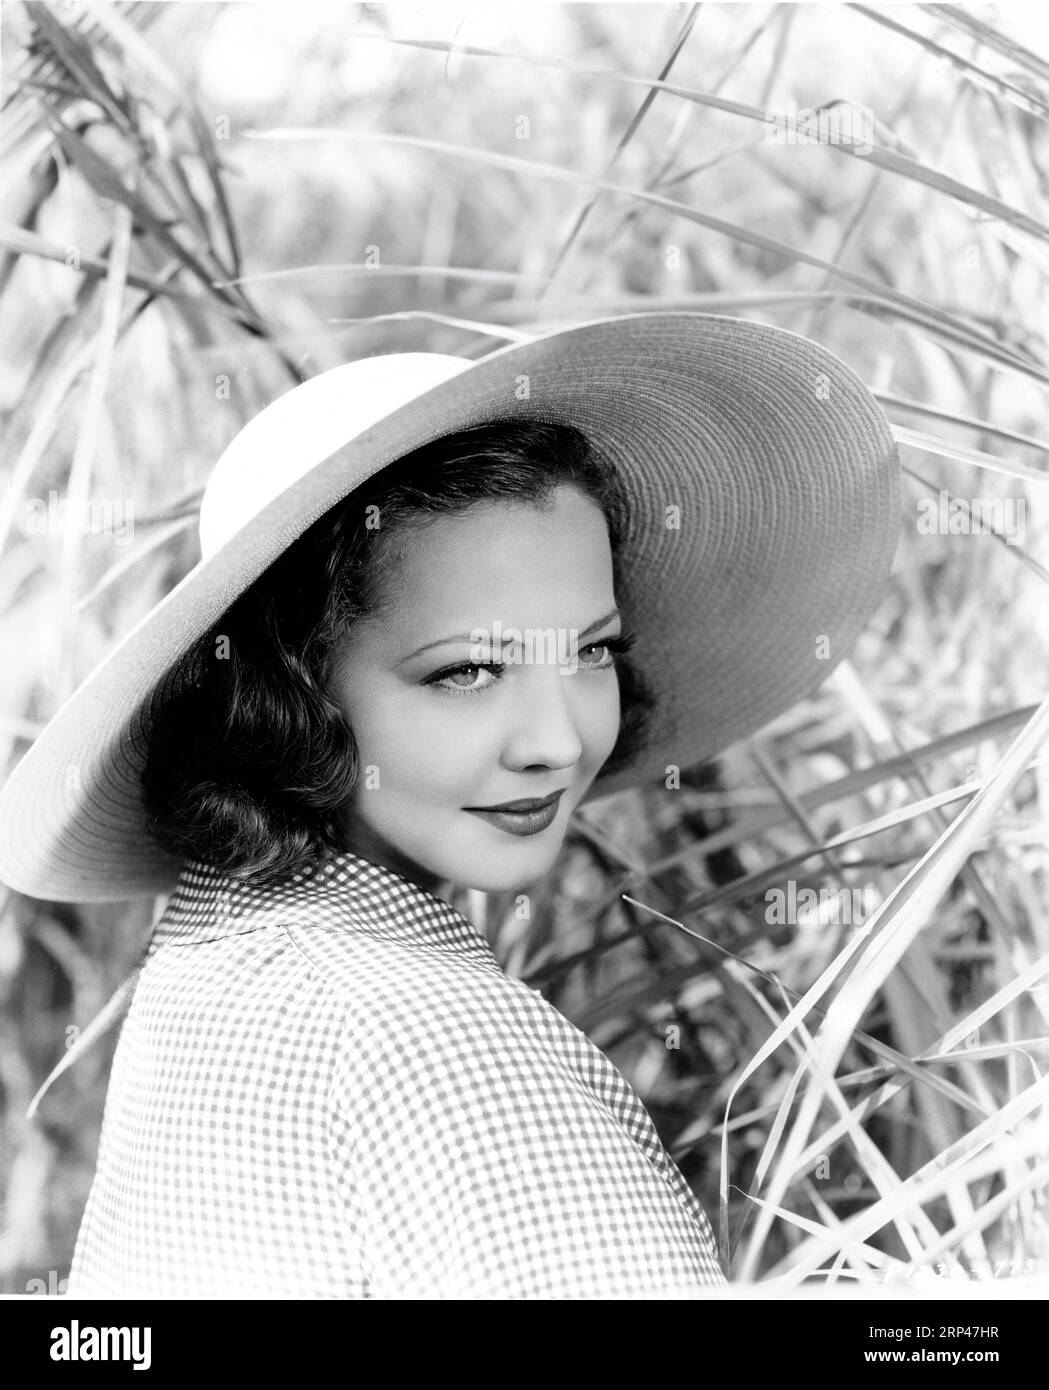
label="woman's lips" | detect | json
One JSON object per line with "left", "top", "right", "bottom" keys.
{"left": 465, "top": 790, "right": 564, "bottom": 837}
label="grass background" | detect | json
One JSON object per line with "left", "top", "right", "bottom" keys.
{"left": 1, "top": 0, "right": 1048, "bottom": 1291}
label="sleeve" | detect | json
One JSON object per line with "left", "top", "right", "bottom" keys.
{"left": 331, "top": 960, "right": 724, "bottom": 1298}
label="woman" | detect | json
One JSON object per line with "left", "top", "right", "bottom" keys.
{"left": 0, "top": 313, "right": 900, "bottom": 1297}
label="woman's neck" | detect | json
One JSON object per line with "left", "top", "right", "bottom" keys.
{"left": 338, "top": 817, "right": 457, "bottom": 907}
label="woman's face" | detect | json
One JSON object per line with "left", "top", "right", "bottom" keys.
{"left": 327, "top": 484, "right": 623, "bottom": 897}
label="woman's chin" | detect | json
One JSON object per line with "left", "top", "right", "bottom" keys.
{"left": 455, "top": 831, "right": 566, "bottom": 895}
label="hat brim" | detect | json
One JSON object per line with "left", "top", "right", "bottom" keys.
{"left": 0, "top": 312, "right": 899, "bottom": 901}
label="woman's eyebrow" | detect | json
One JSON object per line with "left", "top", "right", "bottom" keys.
{"left": 399, "top": 608, "right": 622, "bottom": 664}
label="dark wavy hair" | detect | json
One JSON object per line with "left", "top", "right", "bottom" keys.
{"left": 141, "top": 419, "right": 657, "bottom": 885}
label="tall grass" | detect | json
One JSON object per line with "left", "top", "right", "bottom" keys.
{"left": 0, "top": 0, "right": 1047, "bottom": 1291}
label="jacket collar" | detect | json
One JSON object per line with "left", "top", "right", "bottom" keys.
{"left": 145, "top": 849, "right": 495, "bottom": 964}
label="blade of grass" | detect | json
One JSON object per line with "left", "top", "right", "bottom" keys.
{"left": 622, "top": 897, "right": 990, "bottom": 1117}
{"left": 741, "top": 691, "right": 1049, "bottom": 1276}
{"left": 901, "top": 1151, "right": 1049, "bottom": 1277}
{"left": 875, "top": 391, "right": 1049, "bottom": 457}
{"left": 326, "top": 311, "right": 535, "bottom": 343}
{"left": 850, "top": 4, "right": 1049, "bottom": 121}
{"left": 693, "top": 1035, "right": 1049, "bottom": 1145}
{"left": 25, "top": 3, "right": 136, "bottom": 135}
{"left": 744, "top": 1192, "right": 903, "bottom": 1272}
{"left": 645, "top": 704, "right": 1042, "bottom": 878}
{"left": 534, "top": 704, "right": 1042, "bottom": 990}
{"left": 902, "top": 465, "right": 1049, "bottom": 588}
{"left": 0, "top": 221, "right": 218, "bottom": 306}
{"left": 777, "top": 1007, "right": 944, "bottom": 1264}
{"left": 484, "top": 287, "right": 1048, "bottom": 380}
{"left": 221, "top": 262, "right": 550, "bottom": 290}
{"left": 923, "top": 3, "right": 1049, "bottom": 84}
{"left": 351, "top": 34, "right": 1049, "bottom": 245}
{"left": 545, "top": 2, "right": 701, "bottom": 286}
{"left": 80, "top": 0, "right": 243, "bottom": 276}
{"left": 788, "top": 948, "right": 1049, "bottom": 1185}
{"left": 74, "top": 516, "right": 196, "bottom": 612}
{"left": 773, "top": 1076, "right": 1049, "bottom": 1282}
{"left": 58, "top": 199, "right": 132, "bottom": 694}
{"left": 894, "top": 425, "right": 1049, "bottom": 487}
{"left": 244, "top": 126, "right": 1049, "bottom": 387}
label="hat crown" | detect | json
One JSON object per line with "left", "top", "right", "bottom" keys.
{"left": 198, "top": 352, "right": 471, "bottom": 559}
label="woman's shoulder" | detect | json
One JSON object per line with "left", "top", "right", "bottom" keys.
{"left": 278, "top": 911, "right": 512, "bottom": 1022}
{"left": 140, "top": 865, "right": 623, "bottom": 1108}
{"left": 283, "top": 918, "right": 638, "bottom": 1120}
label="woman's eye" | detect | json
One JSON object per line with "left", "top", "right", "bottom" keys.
{"left": 429, "top": 663, "right": 502, "bottom": 694}
{"left": 578, "top": 642, "right": 614, "bottom": 667}
{"left": 425, "top": 635, "right": 631, "bottom": 695}
{"left": 445, "top": 665, "right": 490, "bottom": 690}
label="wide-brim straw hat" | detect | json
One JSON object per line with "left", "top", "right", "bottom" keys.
{"left": 0, "top": 312, "right": 900, "bottom": 903}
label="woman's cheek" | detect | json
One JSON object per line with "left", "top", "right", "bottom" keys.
{"left": 401, "top": 687, "right": 479, "bottom": 756}
{"left": 596, "top": 677, "right": 622, "bottom": 757}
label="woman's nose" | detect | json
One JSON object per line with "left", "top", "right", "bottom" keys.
{"left": 500, "top": 665, "right": 585, "bottom": 772}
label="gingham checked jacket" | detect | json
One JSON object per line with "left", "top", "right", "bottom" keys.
{"left": 67, "top": 850, "right": 724, "bottom": 1298}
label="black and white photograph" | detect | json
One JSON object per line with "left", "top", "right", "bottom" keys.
{"left": 0, "top": 0, "right": 1047, "bottom": 1328}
